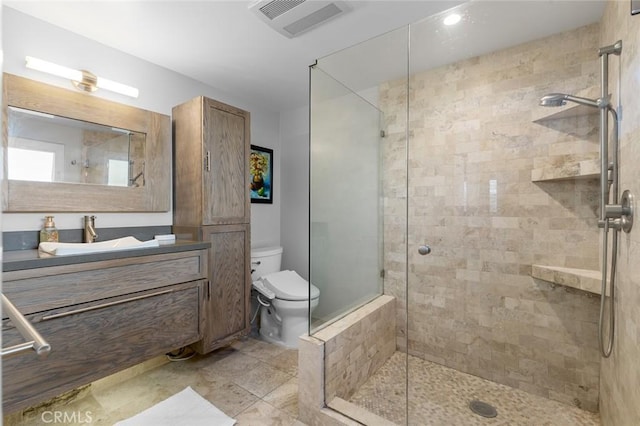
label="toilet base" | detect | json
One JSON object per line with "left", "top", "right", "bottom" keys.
{"left": 259, "top": 328, "right": 291, "bottom": 347}
{"left": 259, "top": 298, "right": 317, "bottom": 348}
{"left": 259, "top": 324, "right": 310, "bottom": 349}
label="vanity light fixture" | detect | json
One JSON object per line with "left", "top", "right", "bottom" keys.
{"left": 443, "top": 13, "right": 462, "bottom": 26}
{"left": 25, "top": 56, "right": 139, "bottom": 98}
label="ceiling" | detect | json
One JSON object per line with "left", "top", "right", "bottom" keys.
{"left": 5, "top": 0, "right": 606, "bottom": 112}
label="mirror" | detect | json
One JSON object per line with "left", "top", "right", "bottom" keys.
{"left": 2, "top": 73, "right": 170, "bottom": 212}
{"left": 8, "top": 106, "right": 146, "bottom": 187}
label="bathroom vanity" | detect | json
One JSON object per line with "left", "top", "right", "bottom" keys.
{"left": 2, "top": 241, "right": 208, "bottom": 414}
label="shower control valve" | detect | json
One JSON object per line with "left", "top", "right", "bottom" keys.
{"left": 598, "top": 218, "right": 622, "bottom": 230}
{"left": 418, "top": 245, "right": 432, "bottom": 256}
{"left": 599, "top": 190, "right": 634, "bottom": 233}
{"left": 604, "top": 204, "right": 629, "bottom": 219}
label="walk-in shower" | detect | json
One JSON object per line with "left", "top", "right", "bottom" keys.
{"left": 307, "top": 1, "right": 635, "bottom": 424}
{"left": 540, "top": 40, "right": 633, "bottom": 358}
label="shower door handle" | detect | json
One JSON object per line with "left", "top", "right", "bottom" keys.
{"left": 418, "top": 245, "right": 432, "bottom": 255}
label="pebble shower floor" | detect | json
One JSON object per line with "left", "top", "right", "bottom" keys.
{"left": 349, "top": 352, "right": 600, "bottom": 425}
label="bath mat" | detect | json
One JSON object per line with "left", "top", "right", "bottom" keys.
{"left": 115, "top": 386, "right": 236, "bottom": 426}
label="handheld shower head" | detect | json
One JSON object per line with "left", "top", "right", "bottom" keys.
{"left": 539, "top": 93, "right": 601, "bottom": 108}
{"left": 539, "top": 93, "right": 568, "bottom": 107}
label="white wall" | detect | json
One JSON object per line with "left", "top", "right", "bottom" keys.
{"left": 280, "top": 105, "right": 309, "bottom": 278}
{"left": 2, "top": 7, "right": 280, "bottom": 248}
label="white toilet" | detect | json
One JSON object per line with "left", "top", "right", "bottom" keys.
{"left": 251, "top": 246, "right": 320, "bottom": 348}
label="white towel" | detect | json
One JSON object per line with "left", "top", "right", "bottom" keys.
{"left": 115, "top": 387, "right": 236, "bottom": 426}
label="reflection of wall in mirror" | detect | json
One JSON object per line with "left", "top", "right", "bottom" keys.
{"left": 9, "top": 120, "right": 83, "bottom": 183}
{"left": 8, "top": 137, "right": 64, "bottom": 182}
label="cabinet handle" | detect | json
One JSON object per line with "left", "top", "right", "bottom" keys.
{"left": 208, "top": 281, "right": 211, "bottom": 301}
{"left": 205, "top": 151, "right": 211, "bottom": 172}
{"left": 41, "top": 289, "right": 174, "bottom": 321}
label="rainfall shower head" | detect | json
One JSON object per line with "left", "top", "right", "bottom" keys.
{"left": 539, "top": 93, "right": 600, "bottom": 108}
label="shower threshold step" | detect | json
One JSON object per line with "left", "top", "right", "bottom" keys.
{"left": 328, "top": 397, "right": 396, "bottom": 426}
{"left": 531, "top": 264, "right": 602, "bottom": 295}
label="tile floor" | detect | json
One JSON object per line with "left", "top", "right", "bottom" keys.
{"left": 5, "top": 336, "right": 305, "bottom": 426}
{"left": 5, "top": 338, "right": 604, "bottom": 426}
{"left": 349, "top": 351, "right": 601, "bottom": 426}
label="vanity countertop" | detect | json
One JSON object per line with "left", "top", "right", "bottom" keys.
{"left": 3, "top": 240, "right": 210, "bottom": 272}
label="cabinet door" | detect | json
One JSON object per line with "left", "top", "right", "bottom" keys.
{"left": 3, "top": 282, "right": 203, "bottom": 414}
{"left": 202, "top": 98, "right": 250, "bottom": 225}
{"left": 196, "top": 224, "right": 250, "bottom": 353}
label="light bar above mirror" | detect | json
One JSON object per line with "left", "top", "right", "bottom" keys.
{"left": 25, "top": 56, "right": 139, "bottom": 98}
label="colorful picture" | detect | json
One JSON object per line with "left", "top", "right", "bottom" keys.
{"left": 250, "top": 145, "right": 273, "bottom": 204}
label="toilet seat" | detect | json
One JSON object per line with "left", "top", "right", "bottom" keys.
{"left": 262, "top": 270, "right": 320, "bottom": 301}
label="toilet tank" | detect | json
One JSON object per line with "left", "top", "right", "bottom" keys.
{"left": 251, "top": 246, "right": 283, "bottom": 281}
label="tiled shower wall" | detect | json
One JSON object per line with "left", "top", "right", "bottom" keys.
{"left": 599, "top": 1, "right": 640, "bottom": 424}
{"left": 382, "top": 23, "right": 603, "bottom": 411}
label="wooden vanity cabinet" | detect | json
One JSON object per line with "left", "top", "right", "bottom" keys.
{"left": 2, "top": 248, "right": 207, "bottom": 414}
{"left": 173, "top": 96, "right": 252, "bottom": 354}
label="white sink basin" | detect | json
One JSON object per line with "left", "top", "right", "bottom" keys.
{"left": 39, "top": 236, "right": 160, "bottom": 256}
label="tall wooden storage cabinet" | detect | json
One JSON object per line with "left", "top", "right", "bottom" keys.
{"left": 172, "top": 96, "right": 251, "bottom": 354}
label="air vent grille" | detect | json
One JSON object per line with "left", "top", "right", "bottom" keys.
{"left": 283, "top": 3, "right": 342, "bottom": 36}
{"left": 249, "top": 0, "right": 350, "bottom": 38}
{"left": 259, "top": 0, "right": 306, "bottom": 20}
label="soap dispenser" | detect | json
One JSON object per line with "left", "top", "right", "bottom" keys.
{"left": 40, "top": 216, "right": 59, "bottom": 243}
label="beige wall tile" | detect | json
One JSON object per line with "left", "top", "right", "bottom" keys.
{"left": 598, "top": 2, "right": 640, "bottom": 424}
{"left": 382, "top": 23, "right": 602, "bottom": 411}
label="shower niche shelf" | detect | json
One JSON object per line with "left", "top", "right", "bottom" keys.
{"left": 532, "top": 103, "right": 598, "bottom": 123}
{"left": 531, "top": 158, "right": 599, "bottom": 182}
{"left": 531, "top": 264, "right": 601, "bottom": 295}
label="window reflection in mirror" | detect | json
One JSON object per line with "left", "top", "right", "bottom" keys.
{"left": 7, "top": 106, "right": 146, "bottom": 187}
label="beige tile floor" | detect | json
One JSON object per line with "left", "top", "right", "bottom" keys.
{"left": 5, "top": 338, "right": 604, "bottom": 426}
{"left": 349, "top": 351, "right": 602, "bottom": 426}
{"left": 5, "top": 336, "right": 306, "bottom": 426}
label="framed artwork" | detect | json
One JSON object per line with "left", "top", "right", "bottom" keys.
{"left": 250, "top": 145, "right": 273, "bottom": 204}
{"left": 633, "top": 0, "right": 640, "bottom": 15}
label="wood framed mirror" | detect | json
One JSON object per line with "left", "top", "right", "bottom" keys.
{"left": 2, "top": 73, "right": 170, "bottom": 212}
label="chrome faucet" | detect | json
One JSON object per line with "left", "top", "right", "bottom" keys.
{"left": 83, "top": 215, "right": 98, "bottom": 243}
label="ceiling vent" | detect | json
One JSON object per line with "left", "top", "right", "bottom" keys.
{"left": 249, "top": 0, "right": 350, "bottom": 38}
